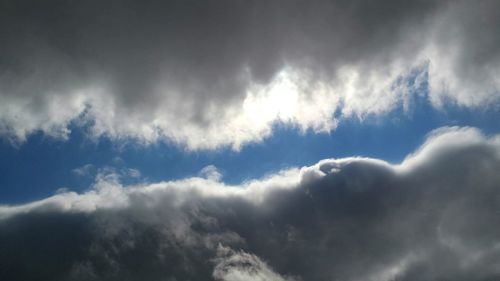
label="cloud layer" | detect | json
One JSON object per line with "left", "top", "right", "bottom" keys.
{"left": 0, "top": 0, "right": 499, "bottom": 149}
{"left": 2, "top": 126, "right": 500, "bottom": 280}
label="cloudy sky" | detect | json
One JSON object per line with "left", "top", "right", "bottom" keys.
{"left": 1, "top": 0, "right": 500, "bottom": 280}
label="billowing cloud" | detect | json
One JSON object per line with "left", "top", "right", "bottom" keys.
{"left": 0, "top": 0, "right": 499, "bottom": 149}
{"left": 2, "top": 126, "right": 500, "bottom": 280}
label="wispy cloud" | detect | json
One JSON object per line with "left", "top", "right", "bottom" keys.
{"left": 72, "top": 164, "right": 95, "bottom": 177}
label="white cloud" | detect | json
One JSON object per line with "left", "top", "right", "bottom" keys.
{"left": 72, "top": 164, "right": 95, "bottom": 177}
{"left": 213, "top": 246, "right": 297, "bottom": 281}
{"left": 200, "top": 165, "right": 223, "bottom": 182}
{"left": 0, "top": 1, "right": 498, "bottom": 149}
{"left": 2, "top": 127, "right": 500, "bottom": 280}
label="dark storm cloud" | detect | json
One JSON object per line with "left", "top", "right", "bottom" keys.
{"left": 1, "top": 0, "right": 498, "bottom": 148}
{"left": 0, "top": 0, "right": 435, "bottom": 98}
{"left": 2, "top": 126, "right": 500, "bottom": 280}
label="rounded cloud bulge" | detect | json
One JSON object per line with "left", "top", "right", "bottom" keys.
{"left": 2, "top": 126, "right": 500, "bottom": 280}
{"left": 1, "top": 0, "right": 500, "bottom": 149}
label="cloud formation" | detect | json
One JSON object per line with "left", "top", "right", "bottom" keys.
{"left": 2, "top": 126, "right": 500, "bottom": 280}
{"left": 0, "top": 0, "right": 499, "bottom": 149}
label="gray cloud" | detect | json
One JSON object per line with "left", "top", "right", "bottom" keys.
{"left": 0, "top": 0, "right": 498, "bottom": 148}
{"left": 1, "top": 126, "right": 500, "bottom": 280}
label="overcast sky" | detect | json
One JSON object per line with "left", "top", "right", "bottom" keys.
{"left": 1, "top": 0, "right": 500, "bottom": 280}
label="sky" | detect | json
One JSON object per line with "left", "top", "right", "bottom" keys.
{"left": 1, "top": 1, "right": 500, "bottom": 280}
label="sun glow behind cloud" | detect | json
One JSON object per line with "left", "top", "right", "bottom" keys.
{"left": 1, "top": 63, "right": 426, "bottom": 150}
{"left": 1, "top": 1, "right": 500, "bottom": 280}
{"left": 1, "top": 0, "right": 499, "bottom": 150}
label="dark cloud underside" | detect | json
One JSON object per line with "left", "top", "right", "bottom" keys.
{"left": 1, "top": 127, "right": 500, "bottom": 280}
